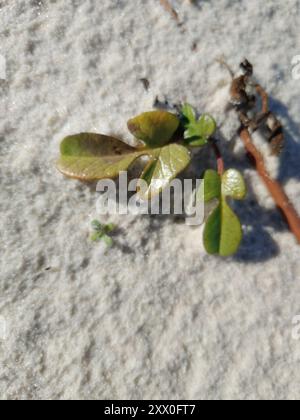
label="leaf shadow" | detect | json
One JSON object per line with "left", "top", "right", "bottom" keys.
{"left": 214, "top": 94, "right": 300, "bottom": 262}
{"left": 233, "top": 190, "right": 282, "bottom": 263}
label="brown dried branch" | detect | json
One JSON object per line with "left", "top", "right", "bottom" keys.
{"left": 255, "top": 84, "right": 284, "bottom": 155}
{"left": 230, "top": 60, "right": 300, "bottom": 244}
{"left": 239, "top": 127, "right": 300, "bottom": 243}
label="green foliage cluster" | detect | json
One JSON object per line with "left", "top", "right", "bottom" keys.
{"left": 90, "top": 220, "right": 116, "bottom": 247}
{"left": 57, "top": 104, "right": 246, "bottom": 256}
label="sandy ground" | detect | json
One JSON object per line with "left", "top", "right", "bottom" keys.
{"left": 1, "top": 0, "right": 300, "bottom": 400}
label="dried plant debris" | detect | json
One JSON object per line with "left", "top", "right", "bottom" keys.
{"left": 225, "top": 59, "right": 284, "bottom": 155}
{"left": 229, "top": 60, "right": 300, "bottom": 243}
{"left": 140, "top": 78, "right": 150, "bottom": 92}
{"left": 159, "top": 0, "right": 179, "bottom": 22}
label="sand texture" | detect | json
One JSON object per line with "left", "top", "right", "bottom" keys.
{"left": 1, "top": 0, "right": 300, "bottom": 400}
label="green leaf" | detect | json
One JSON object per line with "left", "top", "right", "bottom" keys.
{"left": 201, "top": 169, "right": 221, "bottom": 202}
{"left": 57, "top": 133, "right": 144, "bottom": 181}
{"left": 181, "top": 104, "right": 217, "bottom": 147}
{"left": 91, "top": 232, "right": 102, "bottom": 242}
{"left": 139, "top": 144, "right": 191, "bottom": 198}
{"left": 201, "top": 168, "right": 246, "bottom": 257}
{"left": 90, "top": 220, "right": 115, "bottom": 247}
{"left": 222, "top": 169, "right": 247, "bottom": 200}
{"left": 104, "top": 223, "right": 116, "bottom": 233}
{"left": 186, "top": 137, "right": 208, "bottom": 147}
{"left": 127, "top": 111, "right": 180, "bottom": 148}
{"left": 203, "top": 199, "right": 243, "bottom": 257}
{"left": 203, "top": 204, "right": 221, "bottom": 255}
{"left": 91, "top": 220, "right": 116, "bottom": 234}
{"left": 181, "top": 103, "right": 196, "bottom": 124}
{"left": 184, "top": 127, "right": 208, "bottom": 146}
{"left": 102, "top": 235, "right": 114, "bottom": 247}
{"left": 140, "top": 159, "right": 157, "bottom": 186}
{"left": 197, "top": 114, "right": 217, "bottom": 139}
{"left": 57, "top": 133, "right": 190, "bottom": 198}
{"left": 91, "top": 220, "right": 103, "bottom": 232}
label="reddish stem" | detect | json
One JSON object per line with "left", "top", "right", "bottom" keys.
{"left": 240, "top": 127, "right": 300, "bottom": 243}
{"left": 211, "top": 141, "right": 225, "bottom": 175}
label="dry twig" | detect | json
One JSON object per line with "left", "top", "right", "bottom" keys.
{"left": 230, "top": 60, "right": 300, "bottom": 243}
{"left": 239, "top": 127, "right": 300, "bottom": 243}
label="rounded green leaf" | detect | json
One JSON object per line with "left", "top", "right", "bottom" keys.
{"left": 203, "top": 199, "right": 243, "bottom": 257}
{"left": 198, "top": 114, "right": 217, "bottom": 139}
{"left": 201, "top": 169, "right": 221, "bottom": 203}
{"left": 203, "top": 205, "right": 222, "bottom": 255}
{"left": 186, "top": 138, "right": 208, "bottom": 147}
{"left": 181, "top": 103, "right": 196, "bottom": 124}
{"left": 57, "top": 133, "right": 190, "bottom": 199}
{"left": 140, "top": 159, "right": 158, "bottom": 187}
{"left": 138, "top": 144, "right": 191, "bottom": 199}
{"left": 183, "top": 112, "right": 217, "bottom": 147}
{"left": 222, "top": 169, "right": 247, "bottom": 200}
{"left": 57, "top": 133, "right": 144, "bottom": 181}
{"left": 127, "top": 111, "right": 180, "bottom": 148}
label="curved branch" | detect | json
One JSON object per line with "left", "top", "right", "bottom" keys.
{"left": 228, "top": 59, "right": 300, "bottom": 243}
{"left": 239, "top": 127, "right": 300, "bottom": 243}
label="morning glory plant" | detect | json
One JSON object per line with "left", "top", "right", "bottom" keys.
{"left": 57, "top": 104, "right": 246, "bottom": 257}
{"left": 57, "top": 61, "right": 300, "bottom": 256}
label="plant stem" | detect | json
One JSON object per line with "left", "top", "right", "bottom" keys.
{"left": 239, "top": 127, "right": 300, "bottom": 243}
{"left": 255, "top": 84, "right": 269, "bottom": 113}
{"left": 229, "top": 59, "right": 300, "bottom": 244}
{"left": 211, "top": 140, "right": 225, "bottom": 175}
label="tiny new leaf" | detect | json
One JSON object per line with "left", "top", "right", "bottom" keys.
{"left": 90, "top": 220, "right": 116, "bottom": 247}
{"left": 203, "top": 169, "right": 246, "bottom": 257}
{"left": 181, "top": 104, "right": 216, "bottom": 147}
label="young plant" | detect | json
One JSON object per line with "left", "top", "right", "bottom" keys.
{"left": 57, "top": 111, "right": 191, "bottom": 198}
{"left": 57, "top": 61, "right": 300, "bottom": 256}
{"left": 57, "top": 106, "right": 245, "bottom": 257}
{"left": 90, "top": 220, "right": 116, "bottom": 247}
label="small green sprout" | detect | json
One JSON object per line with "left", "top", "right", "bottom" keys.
{"left": 90, "top": 220, "right": 116, "bottom": 247}
{"left": 181, "top": 103, "right": 217, "bottom": 146}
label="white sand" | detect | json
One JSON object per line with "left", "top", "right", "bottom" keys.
{"left": 1, "top": 0, "right": 300, "bottom": 400}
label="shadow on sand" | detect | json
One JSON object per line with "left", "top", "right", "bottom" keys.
{"left": 232, "top": 96, "right": 300, "bottom": 262}
{"left": 71, "top": 95, "right": 300, "bottom": 263}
